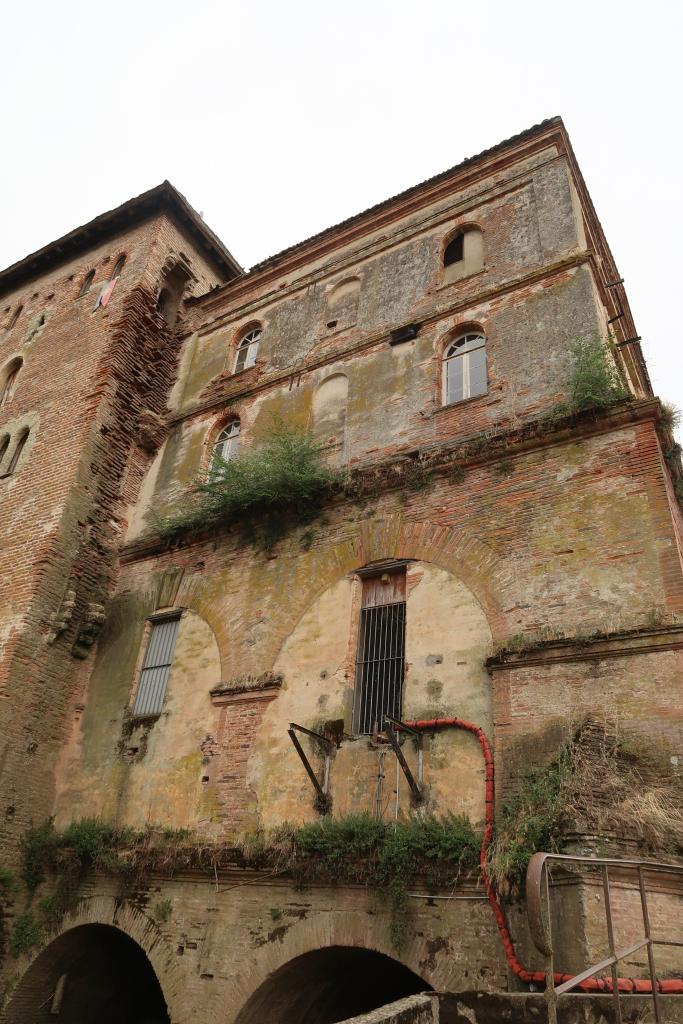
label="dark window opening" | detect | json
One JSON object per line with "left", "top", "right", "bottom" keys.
{"left": 6, "top": 427, "right": 29, "bottom": 475}
{"left": 353, "top": 568, "right": 406, "bottom": 734}
{"left": 8, "top": 304, "right": 23, "bottom": 329}
{"left": 444, "top": 233, "right": 464, "bottom": 266}
{"left": 79, "top": 270, "right": 96, "bottom": 297}
{"left": 111, "top": 254, "right": 126, "bottom": 280}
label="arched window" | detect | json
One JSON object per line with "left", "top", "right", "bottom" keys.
{"left": 443, "top": 332, "right": 487, "bottom": 405}
{"left": 442, "top": 227, "right": 484, "bottom": 284}
{"left": 6, "top": 427, "right": 29, "bottom": 475}
{"left": 210, "top": 419, "right": 240, "bottom": 476}
{"left": 8, "top": 305, "right": 23, "bottom": 330}
{"left": 444, "top": 234, "right": 464, "bottom": 267}
{"left": 234, "top": 328, "right": 261, "bottom": 373}
{"left": 0, "top": 434, "right": 9, "bottom": 469}
{"left": 79, "top": 270, "right": 96, "bottom": 297}
{"left": 0, "top": 358, "right": 22, "bottom": 407}
{"left": 156, "top": 262, "right": 190, "bottom": 328}
{"left": 111, "top": 254, "right": 126, "bottom": 280}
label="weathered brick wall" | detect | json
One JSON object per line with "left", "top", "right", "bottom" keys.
{"left": 2, "top": 120, "right": 681, "bottom": 1015}
{"left": 0, "top": 215, "right": 225, "bottom": 862}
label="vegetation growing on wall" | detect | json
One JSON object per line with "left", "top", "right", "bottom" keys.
{"left": 9, "top": 813, "right": 478, "bottom": 954}
{"left": 562, "top": 334, "right": 627, "bottom": 415}
{"left": 1, "top": 819, "right": 191, "bottom": 958}
{"left": 244, "top": 813, "right": 480, "bottom": 949}
{"left": 488, "top": 719, "right": 683, "bottom": 896}
{"left": 153, "top": 420, "right": 340, "bottom": 547}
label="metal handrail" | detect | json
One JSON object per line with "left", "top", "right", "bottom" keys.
{"left": 526, "top": 851, "right": 683, "bottom": 1024}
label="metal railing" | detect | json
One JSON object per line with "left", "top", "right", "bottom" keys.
{"left": 526, "top": 852, "right": 683, "bottom": 1024}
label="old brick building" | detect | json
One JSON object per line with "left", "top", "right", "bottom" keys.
{"left": 0, "top": 118, "right": 681, "bottom": 1023}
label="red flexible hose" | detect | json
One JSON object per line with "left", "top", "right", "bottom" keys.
{"left": 401, "top": 716, "right": 683, "bottom": 995}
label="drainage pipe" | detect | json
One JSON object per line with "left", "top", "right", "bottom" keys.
{"left": 399, "top": 716, "right": 683, "bottom": 995}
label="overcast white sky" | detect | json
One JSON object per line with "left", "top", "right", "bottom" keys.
{"left": 1, "top": 0, "right": 680, "bottom": 420}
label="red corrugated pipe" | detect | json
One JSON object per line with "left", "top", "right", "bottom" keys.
{"left": 401, "top": 716, "right": 683, "bottom": 995}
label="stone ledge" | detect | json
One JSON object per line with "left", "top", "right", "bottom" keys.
{"left": 487, "top": 623, "right": 683, "bottom": 670}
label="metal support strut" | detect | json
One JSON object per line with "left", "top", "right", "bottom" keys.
{"left": 384, "top": 716, "right": 423, "bottom": 803}
{"left": 287, "top": 723, "right": 333, "bottom": 805}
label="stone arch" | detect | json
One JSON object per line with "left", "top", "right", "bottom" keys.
{"left": 1, "top": 897, "right": 183, "bottom": 1023}
{"left": 228, "top": 912, "right": 437, "bottom": 1024}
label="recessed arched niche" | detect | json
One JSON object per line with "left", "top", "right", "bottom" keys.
{"left": 311, "top": 373, "right": 349, "bottom": 450}
{"left": 251, "top": 560, "right": 492, "bottom": 828}
{"left": 324, "top": 277, "right": 360, "bottom": 332}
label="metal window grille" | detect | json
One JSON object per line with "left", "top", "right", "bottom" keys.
{"left": 353, "top": 601, "right": 406, "bottom": 735}
{"left": 132, "top": 616, "right": 180, "bottom": 717}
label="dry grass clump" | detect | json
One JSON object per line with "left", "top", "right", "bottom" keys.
{"left": 488, "top": 718, "right": 683, "bottom": 896}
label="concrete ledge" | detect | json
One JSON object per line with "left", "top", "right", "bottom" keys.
{"left": 339, "top": 993, "right": 439, "bottom": 1024}
{"left": 439, "top": 992, "right": 683, "bottom": 1024}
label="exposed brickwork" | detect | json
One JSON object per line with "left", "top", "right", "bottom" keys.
{"left": 1, "top": 119, "right": 682, "bottom": 1020}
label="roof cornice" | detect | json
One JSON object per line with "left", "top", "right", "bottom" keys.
{"left": 0, "top": 180, "right": 243, "bottom": 299}
{"left": 195, "top": 116, "right": 566, "bottom": 312}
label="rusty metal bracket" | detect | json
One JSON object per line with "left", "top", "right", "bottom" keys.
{"left": 287, "top": 723, "right": 333, "bottom": 806}
{"left": 384, "top": 720, "right": 422, "bottom": 803}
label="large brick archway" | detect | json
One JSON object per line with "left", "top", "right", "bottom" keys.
{"left": 233, "top": 945, "right": 431, "bottom": 1024}
{"left": 1, "top": 898, "right": 183, "bottom": 1024}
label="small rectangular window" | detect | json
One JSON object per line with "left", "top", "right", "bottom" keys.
{"left": 353, "top": 569, "right": 406, "bottom": 735}
{"left": 132, "top": 615, "right": 180, "bottom": 717}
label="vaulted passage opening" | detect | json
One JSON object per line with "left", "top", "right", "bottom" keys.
{"left": 4, "top": 924, "right": 169, "bottom": 1024}
{"left": 235, "top": 946, "right": 430, "bottom": 1024}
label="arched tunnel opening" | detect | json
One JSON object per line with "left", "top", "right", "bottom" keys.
{"left": 4, "top": 923, "right": 169, "bottom": 1024}
{"left": 235, "top": 945, "right": 431, "bottom": 1024}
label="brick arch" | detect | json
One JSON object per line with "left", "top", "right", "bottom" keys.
{"left": 1, "top": 896, "right": 188, "bottom": 1024}
{"left": 268, "top": 511, "right": 509, "bottom": 660}
{"left": 224, "top": 908, "right": 440, "bottom": 1024}
{"left": 173, "top": 511, "right": 510, "bottom": 683}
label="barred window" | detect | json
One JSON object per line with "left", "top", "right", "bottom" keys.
{"left": 443, "top": 332, "right": 487, "bottom": 405}
{"left": 353, "top": 568, "right": 406, "bottom": 735}
{"left": 132, "top": 615, "right": 181, "bottom": 717}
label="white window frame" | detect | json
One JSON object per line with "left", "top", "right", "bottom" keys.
{"left": 442, "top": 332, "right": 487, "bottom": 406}
{"left": 210, "top": 420, "right": 240, "bottom": 476}
{"left": 234, "top": 328, "right": 261, "bottom": 373}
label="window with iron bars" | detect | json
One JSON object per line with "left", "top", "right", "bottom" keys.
{"left": 352, "top": 568, "right": 406, "bottom": 735}
{"left": 132, "top": 613, "right": 181, "bottom": 718}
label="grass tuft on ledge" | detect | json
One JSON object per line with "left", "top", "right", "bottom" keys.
{"left": 151, "top": 419, "right": 340, "bottom": 547}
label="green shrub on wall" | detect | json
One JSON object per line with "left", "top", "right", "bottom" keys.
{"left": 564, "top": 334, "right": 627, "bottom": 414}
{"left": 153, "top": 419, "right": 340, "bottom": 547}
